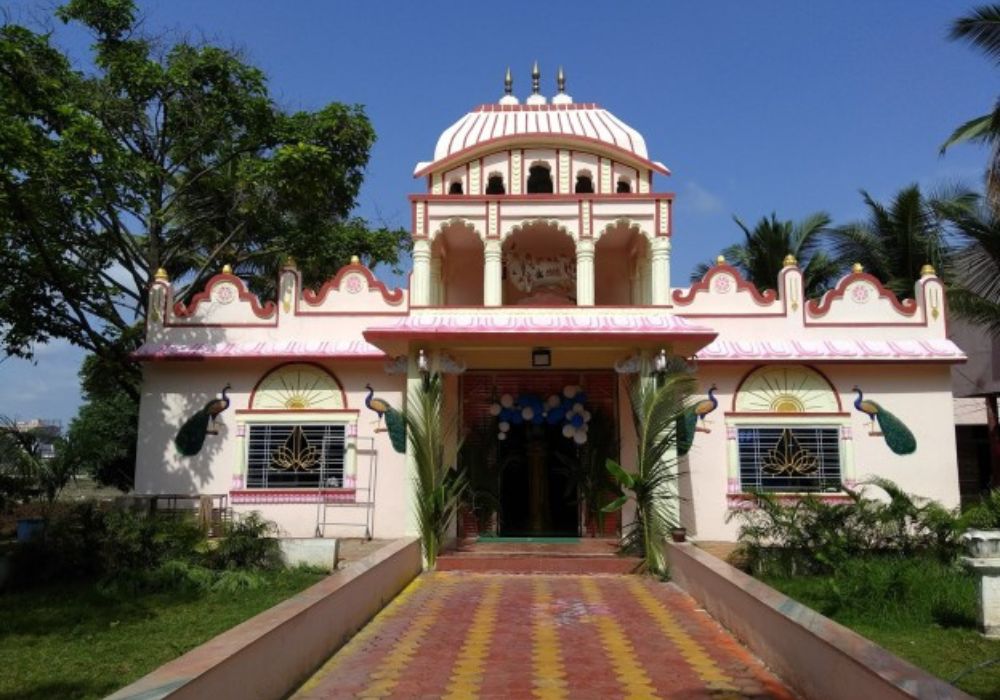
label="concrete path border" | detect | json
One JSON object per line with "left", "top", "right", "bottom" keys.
{"left": 107, "top": 537, "right": 421, "bottom": 700}
{"left": 666, "top": 542, "right": 971, "bottom": 699}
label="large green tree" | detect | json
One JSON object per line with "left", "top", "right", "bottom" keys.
{"left": 692, "top": 212, "right": 840, "bottom": 297}
{"left": 0, "top": 0, "right": 408, "bottom": 394}
{"left": 829, "top": 185, "right": 975, "bottom": 298}
{"left": 941, "top": 4, "right": 1000, "bottom": 213}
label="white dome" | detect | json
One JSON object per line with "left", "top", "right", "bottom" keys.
{"left": 415, "top": 102, "right": 668, "bottom": 176}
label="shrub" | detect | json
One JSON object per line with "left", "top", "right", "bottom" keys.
{"left": 960, "top": 489, "right": 1000, "bottom": 529}
{"left": 210, "top": 512, "right": 282, "bottom": 571}
{"left": 729, "top": 478, "right": 963, "bottom": 576}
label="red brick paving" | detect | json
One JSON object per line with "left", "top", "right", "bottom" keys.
{"left": 293, "top": 572, "right": 795, "bottom": 699}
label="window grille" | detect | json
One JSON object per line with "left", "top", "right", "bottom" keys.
{"left": 246, "top": 424, "right": 345, "bottom": 488}
{"left": 737, "top": 426, "right": 841, "bottom": 493}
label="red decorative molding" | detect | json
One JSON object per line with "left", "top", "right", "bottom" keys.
{"left": 672, "top": 264, "right": 778, "bottom": 307}
{"left": 806, "top": 272, "right": 918, "bottom": 317}
{"left": 172, "top": 273, "right": 277, "bottom": 320}
{"left": 230, "top": 488, "right": 357, "bottom": 505}
{"left": 301, "top": 263, "right": 405, "bottom": 307}
{"left": 414, "top": 134, "right": 669, "bottom": 178}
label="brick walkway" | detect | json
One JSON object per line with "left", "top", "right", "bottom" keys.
{"left": 293, "top": 572, "right": 793, "bottom": 699}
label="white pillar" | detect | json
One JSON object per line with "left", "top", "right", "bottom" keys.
{"left": 411, "top": 239, "right": 431, "bottom": 306}
{"left": 484, "top": 239, "right": 502, "bottom": 307}
{"left": 576, "top": 238, "right": 595, "bottom": 306}
{"left": 650, "top": 236, "right": 671, "bottom": 306}
{"left": 429, "top": 255, "right": 443, "bottom": 306}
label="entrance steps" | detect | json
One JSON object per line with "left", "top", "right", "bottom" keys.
{"left": 436, "top": 538, "right": 640, "bottom": 574}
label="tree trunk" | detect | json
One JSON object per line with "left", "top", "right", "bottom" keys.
{"left": 987, "top": 394, "right": 1000, "bottom": 489}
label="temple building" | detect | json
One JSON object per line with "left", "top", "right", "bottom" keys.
{"left": 134, "top": 68, "right": 965, "bottom": 542}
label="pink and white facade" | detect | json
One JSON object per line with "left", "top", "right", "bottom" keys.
{"left": 135, "top": 76, "right": 965, "bottom": 542}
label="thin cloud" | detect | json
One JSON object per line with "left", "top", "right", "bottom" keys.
{"left": 681, "top": 181, "right": 725, "bottom": 215}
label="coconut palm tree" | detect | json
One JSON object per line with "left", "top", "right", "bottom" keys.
{"left": 691, "top": 212, "right": 840, "bottom": 297}
{"left": 941, "top": 4, "right": 1000, "bottom": 214}
{"left": 603, "top": 363, "right": 694, "bottom": 575}
{"left": 403, "top": 374, "right": 467, "bottom": 568}
{"left": 829, "top": 185, "right": 976, "bottom": 298}
{"left": 948, "top": 203, "right": 1000, "bottom": 335}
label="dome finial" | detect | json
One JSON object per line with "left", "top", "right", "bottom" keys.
{"left": 504, "top": 66, "right": 512, "bottom": 95}
{"left": 557, "top": 66, "right": 566, "bottom": 93}
{"left": 531, "top": 60, "right": 540, "bottom": 94}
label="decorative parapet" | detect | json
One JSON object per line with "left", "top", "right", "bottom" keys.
{"left": 806, "top": 271, "right": 917, "bottom": 324}
{"left": 672, "top": 262, "right": 783, "bottom": 314}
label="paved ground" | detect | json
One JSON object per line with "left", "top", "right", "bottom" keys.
{"left": 293, "top": 572, "right": 793, "bottom": 699}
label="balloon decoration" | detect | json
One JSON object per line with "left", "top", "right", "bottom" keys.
{"left": 489, "top": 385, "right": 592, "bottom": 444}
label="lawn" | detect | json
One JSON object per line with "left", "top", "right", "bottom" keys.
{"left": 0, "top": 568, "right": 326, "bottom": 700}
{"left": 762, "top": 565, "right": 1000, "bottom": 699}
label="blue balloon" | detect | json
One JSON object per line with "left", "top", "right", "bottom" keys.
{"left": 512, "top": 412, "right": 524, "bottom": 425}
{"left": 546, "top": 411, "right": 561, "bottom": 425}
{"left": 571, "top": 414, "right": 584, "bottom": 428}
{"left": 532, "top": 413, "right": 544, "bottom": 425}
{"left": 575, "top": 392, "right": 588, "bottom": 405}
{"left": 549, "top": 407, "right": 565, "bottom": 423}
{"left": 499, "top": 408, "right": 513, "bottom": 422}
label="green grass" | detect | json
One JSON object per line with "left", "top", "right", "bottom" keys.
{"left": 0, "top": 568, "right": 326, "bottom": 700}
{"left": 761, "top": 558, "right": 1000, "bottom": 699}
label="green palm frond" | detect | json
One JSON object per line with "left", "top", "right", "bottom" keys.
{"left": 946, "top": 204, "right": 1000, "bottom": 337}
{"left": 402, "top": 375, "right": 467, "bottom": 568}
{"left": 951, "top": 4, "right": 1000, "bottom": 65}
{"left": 940, "top": 113, "right": 995, "bottom": 154}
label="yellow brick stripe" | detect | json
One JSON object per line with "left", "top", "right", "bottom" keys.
{"left": 359, "top": 575, "right": 456, "bottom": 698}
{"left": 441, "top": 578, "right": 502, "bottom": 699}
{"left": 531, "top": 578, "right": 568, "bottom": 700}
{"left": 625, "top": 578, "right": 741, "bottom": 695}
{"left": 579, "top": 578, "right": 658, "bottom": 699}
{"left": 294, "top": 575, "right": 429, "bottom": 695}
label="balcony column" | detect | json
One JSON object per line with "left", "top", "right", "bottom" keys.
{"left": 484, "top": 238, "right": 502, "bottom": 307}
{"left": 411, "top": 238, "right": 431, "bottom": 306}
{"left": 576, "top": 238, "right": 595, "bottom": 306}
{"left": 650, "top": 236, "right": 671, "bottom": 306}
{"left": 429, "top": 255, "right": 443, "bottom": 305}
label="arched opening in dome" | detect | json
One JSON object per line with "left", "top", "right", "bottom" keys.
{"left": 526, "top": 163, "right": 554, "bottom": 194}
{"left": 486, "top": 173, "right": 506, "bottom": 195}
{"left": 433, "top": 222, "right": 483, "bottom": 305}
{"left": 595, "top": 222, "right": 650, "bottom": 305}
{"left": 575, "top": 171, "right": 594, "bottom": 194}
{"left": 502, "top": 222, "right": 575, "bottom": 305}
{"left": 616, "top": 177, "right": 632, "bottom": 194}
{"left": 448, "top": 180, "right": 464, "bottom": 195}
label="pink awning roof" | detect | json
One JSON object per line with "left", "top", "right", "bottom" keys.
{"left": 695, "top": 338, "right": 966, "bottom": 363}
{"left": 363, "top": 312, "right": 718, "bottom": 355}
{"left": 133, "top": 339, "right": 386, "bottom": 361}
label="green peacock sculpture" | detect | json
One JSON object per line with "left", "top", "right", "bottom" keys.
{"left": 852, "top": 385, "right": 917, "bottom": 455}
{"left": 175, "top": 384, "right": 231, "bottom": 456}
{"left": 366, "top": 384, "right": 406, "bottom": 453}
{"left": 678, "top": 385, "right": 718, "bottom": 457}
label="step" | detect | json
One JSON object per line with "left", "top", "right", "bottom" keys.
{"left": 436, "top": 552, "right": 641, "bottom": 574}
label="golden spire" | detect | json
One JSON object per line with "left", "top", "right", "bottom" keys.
{"left": 283, "top": 255, "right": 297, "bottom": 268}
{"left": 920, "top": 263, "right": 937, "bottom": 277}
{"left": 531, "top": 60, "right": 540, "bottom": 94}
{"left": 350, "top": 254, "right": 361, "bottom": 265}
{"left": 851, "top": 262, "right": 864, "bottom": 274}
{"left": 716, "top": 255, "right": 726, "bottom": 265}
{"left": 154, "top": 267, "right": 169, "bottom": 281}
{"left": 504, "top": 66, "right": 512, "bottom": 95}
{"left": 222, "top": 264, "right": 233, "bottom": 275}
{"left": 557, "top": 66, "right": 566, "bottom": 93}
{"left": 783, "top": 254, "right": 797, "bottom": 268}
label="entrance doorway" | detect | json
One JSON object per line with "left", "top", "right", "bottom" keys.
{"left": 460, "top": 371, "right": 619, "bottom": 538}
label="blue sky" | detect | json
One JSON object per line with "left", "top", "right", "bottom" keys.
{"left": 0, "top": 0, "right": 995, "bottom": 426}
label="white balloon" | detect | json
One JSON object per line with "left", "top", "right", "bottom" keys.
{"left": 573, "top": 431, "right": 587, "bottom": 445}
{"left": 563, "top": 385, "right": 578, "bottom": 399}
{"left": 562, "top": 424, "right": 575, "bottom": 438}
{"left": 572, "top": 403, "right": 584, "bottom": 414}
{"left": 583, "top": 410, "right": 592, "bottom": 422}
{"left": 499, "top": 421, "right": 510, "bottom": 433}
{"left": 580, "top": 423, "right": 589, "bottom": 432}
{"left": 489, "top": 403, "right": 502, "bottom": 416}
{"left": 500, "top": 393, "right": 514, "bottom": 408}
{"left": 498, "top": 432, "right": 507, "bottom": 441}
{"left": 521, "top": 406, "right": 534, "bottom": 421}
{"left": 547, "top": 394, "right": 560, "bottom": 408}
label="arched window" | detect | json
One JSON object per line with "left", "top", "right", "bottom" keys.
{"left": 616, "top": 178, "right": 632, "bottom": 194}
{"left": 448, "top": 180, "right": 464, "bottom": 195}
{"left": 486, "top": 173, "right": 506, "bottom": 195}
{"left": 575, "top": 171, "right": 594, "bottom": 193}
{"left": 526, "top": 164, "right": 553, "bottom": 194}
